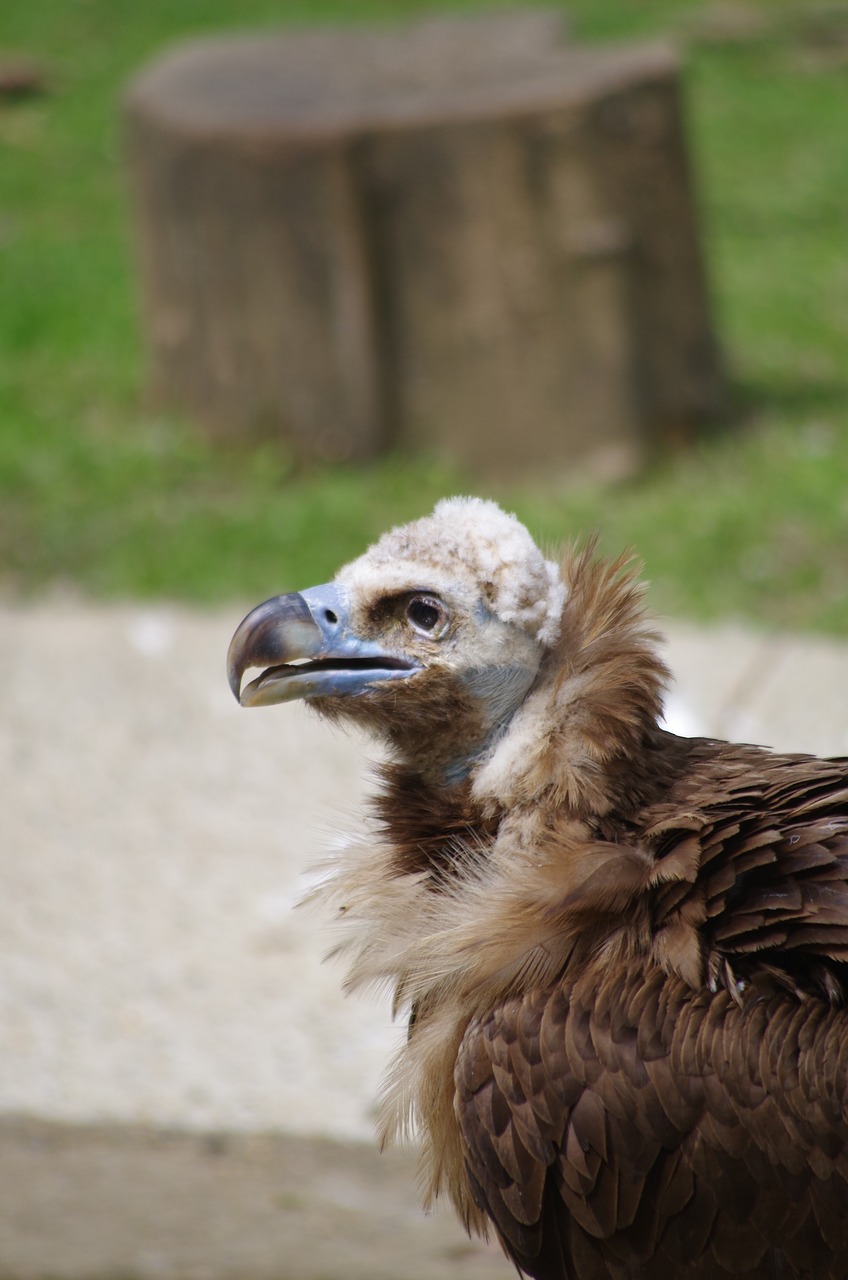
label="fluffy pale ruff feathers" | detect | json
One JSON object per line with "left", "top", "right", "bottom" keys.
{"left": 309, "top": 545, "right": 669, "bottom": 1216}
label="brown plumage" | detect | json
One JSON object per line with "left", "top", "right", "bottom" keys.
{"left": 227, "top": 498, "right": 848, "bottom": 1280}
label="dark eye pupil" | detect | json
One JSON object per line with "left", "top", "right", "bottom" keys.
{"left": 408, "top": 599, "right": 440, "bottom": 631}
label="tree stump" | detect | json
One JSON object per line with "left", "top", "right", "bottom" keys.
{"left": 124, "top": 10, "right": 723, "bottom": 477}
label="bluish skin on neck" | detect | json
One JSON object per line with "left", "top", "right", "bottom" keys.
{"left": 438, "top": 660, "right": 538, "bottom": 786}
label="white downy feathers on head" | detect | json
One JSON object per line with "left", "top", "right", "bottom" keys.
{"left": 336, "top": 497, "right": 566, "bottom": 647}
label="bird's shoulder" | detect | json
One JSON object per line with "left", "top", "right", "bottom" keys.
{"left": 632, "top": 736, "right": 848, "bottom": 999}
{"left": 453, "top": 740, "right": 848, "bottom": 1277}
{"left": 456, "top": 956, "right": 848, "bottom": 1279}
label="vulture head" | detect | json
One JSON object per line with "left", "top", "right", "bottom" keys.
{"left": 228, "top": 498, "right": 567, "bottom": 784}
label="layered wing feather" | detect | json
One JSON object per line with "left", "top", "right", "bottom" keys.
{"left": 458, "top": 972, "right": 848, "bottom": 1278}
{"left": 647, "top": 742, "right": 848, "bottom": 994}
{"left": 456, "top": 744, "right": 848, "bottom": 1280}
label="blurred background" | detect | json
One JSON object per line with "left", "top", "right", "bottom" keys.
{"left": 1, "top": 0, "right": 846, "bottom": 628}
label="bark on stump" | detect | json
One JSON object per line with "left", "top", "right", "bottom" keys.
{"left": 124, "top": 11, "right": 723, "bottom": 477}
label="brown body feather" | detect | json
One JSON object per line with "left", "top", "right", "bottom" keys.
{"left": 310, "top": 543, "right": 848, "bottom": 1279}
{"left": 456, "top": 740, "right": 848, "bottom": 1280}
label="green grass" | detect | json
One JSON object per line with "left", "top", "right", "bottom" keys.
{"left": 1, "top": 0, "right": 847, "bottom": 632}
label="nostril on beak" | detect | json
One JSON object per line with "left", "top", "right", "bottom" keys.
{"left": 300, "top": 584, "right": 346, "bottom": 634}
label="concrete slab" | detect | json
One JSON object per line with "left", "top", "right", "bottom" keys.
{"left": 661, "top": 621, "right": 770, "bottom": 740}
{"left": 0, "top": 1117, "right": 511, "bottom": 1280}
{"left": 663, "top": 622, "right": 848, "bottom": 756}
{"left": 723, "top": 632, "right": 848, "bottom": 758}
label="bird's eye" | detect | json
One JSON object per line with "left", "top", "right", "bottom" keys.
{"left": 406, "top": 595, "right": 447, "bottom": 637}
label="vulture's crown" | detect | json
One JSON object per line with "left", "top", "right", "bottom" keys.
{"left": 228, "top": 499, "right": 848, "bottom": 1280}
{"left": 335, "top": 496, "right": 566, "bottom": 648}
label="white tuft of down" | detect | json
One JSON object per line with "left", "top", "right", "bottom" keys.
{"left": 336, "top": 497, "right": 566, "bottom": 647}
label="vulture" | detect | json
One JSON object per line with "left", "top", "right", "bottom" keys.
{"left": 227, "top": 497, "right": 848, "bottom": 1280}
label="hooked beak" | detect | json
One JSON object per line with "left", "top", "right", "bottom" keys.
{"left": 227, "top": 583, "right": 420, "bottom": 707}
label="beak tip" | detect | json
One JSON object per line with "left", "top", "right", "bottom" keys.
{"left": 227, "top": 667, "right": 243, "bottom": 704}
{"left": 226, "top": 632, "right": 248, "bottom": 705}
{"left": 226, "top": 591, "right": 322, "bottom": 709}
